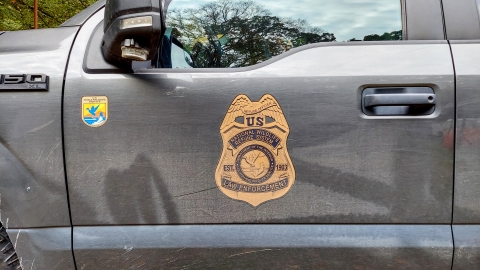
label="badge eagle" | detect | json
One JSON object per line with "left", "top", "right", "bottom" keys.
{"left": 215, "top": 94, "right": 295, "bottom": 206}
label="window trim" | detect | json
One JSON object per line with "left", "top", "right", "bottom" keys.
{"left": 401, "top": 0, "right": 408, "bottom": 40}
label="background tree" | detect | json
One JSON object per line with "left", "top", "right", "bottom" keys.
{"left": 0, "top": 0, "right": 97, "bottom": 31}
{"left": 168, "top": 0, "right": 336, "bottom": 68}
{"left": 363, "top": 30, "right": 402, "bottom": 41}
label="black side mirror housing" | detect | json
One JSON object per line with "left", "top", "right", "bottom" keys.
{"left": 102, "top": 0, "right": 164, "bottom": 68}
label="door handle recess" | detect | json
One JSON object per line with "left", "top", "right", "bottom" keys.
{"left": 364, "top": 93, "right": 435, "bottom": 108}
{"left": 362, "top": 87, "right": 436, "bottom": 116}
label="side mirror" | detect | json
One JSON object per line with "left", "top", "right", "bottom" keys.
{"left": 102, "top": 0, "right": 164, "bottom": 68}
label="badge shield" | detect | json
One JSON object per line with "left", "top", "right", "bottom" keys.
{"left": 215, "top": 94, "right": 295, "bottom": 206}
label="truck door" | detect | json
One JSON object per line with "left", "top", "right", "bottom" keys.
{"left": 65, "top": 0, "right": 455, "bottom": 269}
{"left": 442, "top": 0, "right": 480, "bottom": 268}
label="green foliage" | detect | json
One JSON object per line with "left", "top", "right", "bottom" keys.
{"left": 0, "top": 0, "right": 98, "bottom": 31}
{"left": 363, "top": 30, "right": 402, "bottom": 41}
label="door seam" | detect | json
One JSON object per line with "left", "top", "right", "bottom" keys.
{"left": 446, "top": 38, "right": 456, "bottom": 270}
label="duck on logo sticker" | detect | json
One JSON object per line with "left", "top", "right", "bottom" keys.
{"left": 215, "top": 94, "right": 295, "bottom": 207}
{"left": 82, "top": 96, "right": 108, "bottom": 127}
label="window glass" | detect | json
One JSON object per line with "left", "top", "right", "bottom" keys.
{"left": 171, "top": 42, "right": 194, "bottom": 68}
{"left": 164, "top": 0, "right": 403, "bottom": 68}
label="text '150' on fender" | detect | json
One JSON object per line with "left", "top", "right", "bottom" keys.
{"left": 0, "top": 74, "right": 49, "bottom": 91}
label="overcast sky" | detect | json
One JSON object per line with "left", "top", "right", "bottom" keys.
{"left": 167, "top": 0, "right": 402, "bottom": 41}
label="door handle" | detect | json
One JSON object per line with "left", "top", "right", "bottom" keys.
{"left": 364, "top": 93, "right": 436, "bottom": 108}
{"left": 362, "top": 87, "right": 436, "bottom": 116}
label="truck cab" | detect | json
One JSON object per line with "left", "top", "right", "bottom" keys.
{"left": 1, "top": 0, "right": 480, "bottom": 269}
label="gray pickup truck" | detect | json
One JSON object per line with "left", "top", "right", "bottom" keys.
{"left": 1, "top": 0, "right": 480, "bottom": 269}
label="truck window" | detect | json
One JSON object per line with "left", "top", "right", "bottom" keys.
{"left": 164, "top": 0, "right": 404, "bottom": 68}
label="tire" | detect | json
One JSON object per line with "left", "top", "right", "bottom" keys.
{"left": 0, "top": 224, "right": 21, "bottom": 270}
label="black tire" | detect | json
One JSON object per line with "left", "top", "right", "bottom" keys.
{"left": 0, "top": 224, "right": 21, "bottom": 270}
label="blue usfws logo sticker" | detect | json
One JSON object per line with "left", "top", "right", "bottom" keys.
{"left": 82, "top": 96, "right": 108, "bottom": 127}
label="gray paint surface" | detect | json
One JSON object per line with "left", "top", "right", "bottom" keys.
{"left": 443, "top": 0, "right": 480, "bottom": 40}
{"left": 64, "top": 10, "right": 454, "bottom": 226}
{"left": 7, "top": 227, "right": 74, "bottom": 270}
{"left": 74, "top": 225, "right": 453, "bottom": 269}
{"left": 405, "top": 0, "right": 445, "bottom": 40}
{"left": 451, "top": 42, "right": 480, "bottom": 223}
{"left": 453, "top": 225, "right": 480, "bottom": 269}
{"left": 0, "top": 28, "right": 77, "bottom": 228}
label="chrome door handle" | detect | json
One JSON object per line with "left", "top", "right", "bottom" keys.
{"left": 364, "top": 93, "right": 435, "bottom": 107}
{"left": 362, "top": 87, "right": 436, "bottom": 116}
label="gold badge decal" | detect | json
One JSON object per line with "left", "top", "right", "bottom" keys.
{"left": 215, "top": 94, "right": 295, "bottom": 206}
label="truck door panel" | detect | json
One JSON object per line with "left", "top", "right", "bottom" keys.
{"left": 64, "top": 3, "right": 455, "bottom": 269}
{"left": 443, "top": 0, "right": 480, "bottom": 267}
{"left": 66, "top": 16, "right": 454, "bottom": 225}
{"left": 450, "top": 40, "right": 480, "bottom": 269}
